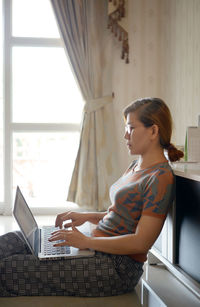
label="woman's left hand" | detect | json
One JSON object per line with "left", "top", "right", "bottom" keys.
{"left": 48, "top": 224, "right": 90, "bottom": 249}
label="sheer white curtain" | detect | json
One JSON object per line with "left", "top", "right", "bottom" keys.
{"left": 51, "top": 0, "right": 118, "bottom": 210}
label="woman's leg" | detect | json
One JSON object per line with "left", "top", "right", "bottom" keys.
{"left": 0, "top": 231, "right": 30, "bottom": 260}
{"left": 0, "top": 248, "right": 143, "bottom": 297}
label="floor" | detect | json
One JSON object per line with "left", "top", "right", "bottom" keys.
{"left": 0, "top": 215, "right": 56, "bottom": 235}
{"left": 0, "top": 215, "right": 142, "bottom": 307}
{"left": 0, "top": 292, "right": 141, "bottom": 307}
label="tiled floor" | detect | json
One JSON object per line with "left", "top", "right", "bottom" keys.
{"left": 0, "top": 215, "right": 142, "bottom": 307}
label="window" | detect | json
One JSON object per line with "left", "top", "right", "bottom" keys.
{"left": 1, "top": 0, "right": 83, "bottom": 214}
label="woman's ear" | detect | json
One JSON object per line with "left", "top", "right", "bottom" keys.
{"left": 151, "top": 124, "right": 159, "bottom": 140}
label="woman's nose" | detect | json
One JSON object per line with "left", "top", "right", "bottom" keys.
{"left": 124, "top": 131, "right": 129, "bottom": 139}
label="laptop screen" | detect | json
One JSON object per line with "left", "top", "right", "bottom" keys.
{"left": 13, "top": 186, "right": 38, "bottom": 253}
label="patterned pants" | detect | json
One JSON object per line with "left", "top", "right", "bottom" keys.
{"left": 0, "top": 231, "right": 143, "bottom": 297}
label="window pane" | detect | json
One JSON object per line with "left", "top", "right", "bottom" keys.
{"left": 13, "top": 132, "right": 79, "bottom": 207}
{"left": 12, "top": 47, "right": 83, "bottom": 123}
{"left": 12, "top": 0, "right": 60, "bottom": 38}
{"left": 0, "top": 0, "right": 3, "bottom": 202}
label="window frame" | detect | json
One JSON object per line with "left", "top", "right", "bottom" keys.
{"left": 1, "top": 0, "right": 81, "bottom": 215}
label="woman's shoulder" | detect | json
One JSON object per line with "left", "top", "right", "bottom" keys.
{"left": 150, "top": 161, "right": 173, "bottom": 173}
{"left": 148, "top": 162, "right": 175, "bottom": 184}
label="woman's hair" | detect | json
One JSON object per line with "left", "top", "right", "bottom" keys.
{"left": 123, "top": 97, "right": 184, "bottom": 162}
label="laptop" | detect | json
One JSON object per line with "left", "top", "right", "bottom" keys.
{"left": 13, "top": 186, "right": 95, "bottom": 260}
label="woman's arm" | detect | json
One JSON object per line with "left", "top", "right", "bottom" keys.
{"left": 50, "top": 215, "right": 165, "bottom": 255}
{"left": 55, "top": 211, "right": 107, "bottom": 228}
{"left": 87, "top": 215, "right": 165, "bottom": 254}
{"left": 86, "top": 212, "right": 107, "bottom": 224}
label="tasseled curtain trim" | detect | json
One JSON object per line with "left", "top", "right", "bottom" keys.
{"left": 107, "top": 0, "right": 129, "bottom": 64}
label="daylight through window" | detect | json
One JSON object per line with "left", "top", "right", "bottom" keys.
{"left": 1, "top": 0, "right": 83, "bottom": 213}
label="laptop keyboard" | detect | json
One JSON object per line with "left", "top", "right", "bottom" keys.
{"left": 43, "top": 226, "right": 71, "bottom": 256}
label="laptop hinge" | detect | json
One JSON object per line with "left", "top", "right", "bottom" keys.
{"left": 34, "top": 228, "right": 41, "bottom": 253}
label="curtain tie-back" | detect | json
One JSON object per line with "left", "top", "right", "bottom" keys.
{"left": 84, "top": 95, "right": 113, "bottom": 113}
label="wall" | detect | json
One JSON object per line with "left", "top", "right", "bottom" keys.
{"left": 110, "top": 0, "right": 200, "bottom": 174}
{"left": 160, "top": 0, "right": 200, "bottom": 145}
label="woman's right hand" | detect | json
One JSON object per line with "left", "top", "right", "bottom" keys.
{"left": 55, "top": 211, "right": 88, "bottom": 229}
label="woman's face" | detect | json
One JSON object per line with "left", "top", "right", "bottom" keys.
{"left": 124, "top": 112, "right": 153, "bottom": 156}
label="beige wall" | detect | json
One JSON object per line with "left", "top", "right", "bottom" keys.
{"left": 110, "top": 0, "right": 200, "bottom": 174}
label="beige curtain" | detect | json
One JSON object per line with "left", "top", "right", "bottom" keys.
{"left": 51, "top": 0, "right": 118, "bottom": 210}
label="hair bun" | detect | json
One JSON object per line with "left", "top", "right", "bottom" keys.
{"left": 167, "top": 143, "right": 184, "bottom": 162}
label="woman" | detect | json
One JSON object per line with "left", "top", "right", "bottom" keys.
{"left": 0, "top": 97, "right": 183, "bottom": 297}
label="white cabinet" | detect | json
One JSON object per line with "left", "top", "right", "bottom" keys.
{"left": 141, "top": 279, "right": 167, "bottom": 307}
{"left": 140, "top": 261, "right": 200, "bottom": 307}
